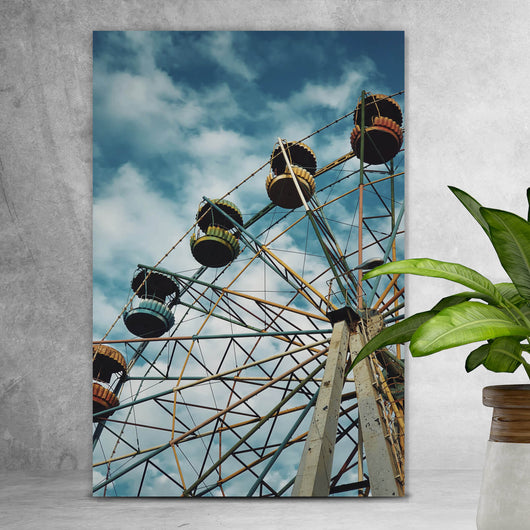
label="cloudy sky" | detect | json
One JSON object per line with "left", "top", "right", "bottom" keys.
{"left": 93, "top": 31, "right": 404, "bottom": 496}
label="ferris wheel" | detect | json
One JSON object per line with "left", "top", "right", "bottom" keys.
{"left": 92, "top": 91, "right": 405, "bottom": 497}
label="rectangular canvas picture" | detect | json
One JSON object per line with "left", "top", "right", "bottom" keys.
{"left": 92, "top": 30, "right": 405, "bottom": 497}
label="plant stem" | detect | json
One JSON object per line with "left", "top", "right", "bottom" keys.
{"left": 501, "top": 299, "right": 530, "bottom": 330}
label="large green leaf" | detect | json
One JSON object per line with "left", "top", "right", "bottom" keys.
{"left": 520, "top": 303, "right": 530, "bottom": 319}
{"left": 527, "top": 187, "right": 530, "bottom": 222}
{"left": 410, "top": 301, "right": 529, "bottom": 356}
{"left": 495, "top": 282, "right": 526, "bottom": 306}
{"left": 364, "top": 258, "right": 505, "bottom": 305}
{"left": 465, "top": 343, "right": 489, "bottom": 372}
{"left": 348, "top": 311, "right": 437, "bottom": 370}
{"left": 449, "top": 186, "right": 490, "bottom": 237}
{"left": 432, "top": 282, "right": 525, "bottom": 312}
{"left": 482, "top": 207, "right": 530, "bottom": 301}
{"left": 483, "top": 336, "right": 522, "bottom": 373}
{"left": 432, "top": 292, "right": 483, "bottom": 312}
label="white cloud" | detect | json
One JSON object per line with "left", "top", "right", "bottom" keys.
{"left": 262, "top": 57, "right": 387, "bottom": 156}
{"left": 199, "top": 32, "right": 257, "bottom": 82}
{"left": 94, "top": 39, "right": 243, "bottom": 161}
{"left": 296, "top": 67, "right": 374, "bottom": 110}
{"left": 92, "top": 286, "right": 127, "bottom": 340}
{"left": 95, "top": 68, "right": 189, "bottom": 154}
{"left": 123, "top": 31, "right": 172, "bottom": 74}
{"left": 187, "top": 127, "right": 250, "bottom": 159}
{"left": 93, "top": 163, "right": 198, "bottom": 280}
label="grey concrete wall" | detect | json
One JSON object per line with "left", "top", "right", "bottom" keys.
{"left": 1, "top": 0, "right": 529, "bottom": 474}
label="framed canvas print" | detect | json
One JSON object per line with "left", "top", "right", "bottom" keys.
{"left": 92, "top": 30, "right": 405, "bottom": 497}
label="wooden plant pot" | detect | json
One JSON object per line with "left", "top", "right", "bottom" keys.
{"left": 476, "top": 385, "right": 530, "bottom": 529}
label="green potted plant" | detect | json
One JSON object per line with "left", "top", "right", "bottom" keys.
{"left": 350, "top": 186, "right": 530, "bottom": 529}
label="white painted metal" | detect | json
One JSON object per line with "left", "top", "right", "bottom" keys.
{"left": 350, "top": 315, "right": 403, "bottom": 497}
{"left": 292, "top": 320, "right": 350, "bottom": 496}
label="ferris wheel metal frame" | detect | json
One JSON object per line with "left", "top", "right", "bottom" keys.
{"left": 92, "top": 90, "right": 406, "bottom": 498}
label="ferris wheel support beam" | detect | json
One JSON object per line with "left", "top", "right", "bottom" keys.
{"left": 147, "top": 268, "right": 330, "bottom": 323}
{"left": 365, "top": 202, "right": 405, "bottom": 307}
{"left": 203, "top": 196, "right": 335, "bottom": 313}
{"left": 291, "top": 318, "right": 350, "bottom": 497}
{"left": 93, "top": 349, "right": 328, "bottom": 495}
{"left": 309, "top": 199, "right": 359, "bottom": 303}
{"left": 313, "top": 151, "right": 356, "bottom": 178}
{"left": 350, "top": 315, "right": 404, "bottom": 497}
{"left": 357, "top": 91, "right": 368, "bottom": 309}
{"left": 246, "top": 389, "right": 319, "bottom": 497}
{"left": 181, "top": 356, "right": 328, "bottom": 496}
{"left": 93, "top": 333, "right": 330, "bottom": 420}
{"left": 277, "top": 138, "right": 350, "bottom": 304}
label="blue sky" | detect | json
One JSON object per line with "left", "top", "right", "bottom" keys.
{"left": 93, "top": 31, "right": 404, "bottom": 497}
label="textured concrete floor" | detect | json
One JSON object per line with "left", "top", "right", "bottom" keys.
{"left": 1, "top": 469, "right": 482, "bottom": 529}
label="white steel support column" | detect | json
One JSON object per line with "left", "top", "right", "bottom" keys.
{"left": 292, "top": 320, "right": 350, "bottom": 496}
{"left": 350, "top": 315, "right": 403, "bottom": 497}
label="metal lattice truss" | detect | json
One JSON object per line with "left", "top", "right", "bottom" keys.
{"left": 93, "top": 92, "right": 405, "bottom": 497}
